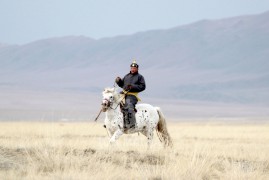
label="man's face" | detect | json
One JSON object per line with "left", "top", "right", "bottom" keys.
{"left": 130, "top": 67, "right": 138, "bottom": 74}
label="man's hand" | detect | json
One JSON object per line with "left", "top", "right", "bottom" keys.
{"left": 115, "top": 77, "right": 121, "bottom": 83}
{"left": 124, "top": 85, "right": 132, "bottom": 91}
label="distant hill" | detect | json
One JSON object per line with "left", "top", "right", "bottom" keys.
{"left": 0, "top": 43, "right": 10, "bottom": 48}
{"left": 1, "top": 11, "right": 269, "bottom": 120}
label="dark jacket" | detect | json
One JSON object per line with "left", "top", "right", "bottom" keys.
{"left": 116, "top": 72, "right": 146, "bottom": 92}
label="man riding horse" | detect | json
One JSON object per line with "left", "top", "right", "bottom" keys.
{"left": 115, "top": 60, "right": 146, "bottom": 131}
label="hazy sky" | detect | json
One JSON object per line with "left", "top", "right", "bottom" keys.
{"left": 1, "top": 0, "right": 269, "bottom": 44}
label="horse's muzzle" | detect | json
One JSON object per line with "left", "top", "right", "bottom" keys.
{"left": 101, "top": 106, "right": 107, "bottom": 112}
{"left": 101, "top": 100, "right": 111, "bottom": 112}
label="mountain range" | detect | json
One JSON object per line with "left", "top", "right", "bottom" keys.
{"left": 1, "top": 11, "right": 269, "bottom": 120}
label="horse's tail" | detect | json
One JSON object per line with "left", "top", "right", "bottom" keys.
{"left": 155, "top": 107, "right": 173, "bottom": 147}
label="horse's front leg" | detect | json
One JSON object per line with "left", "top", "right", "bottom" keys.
{"left": 109, "top": 128, "right": 123, "bottom": 144}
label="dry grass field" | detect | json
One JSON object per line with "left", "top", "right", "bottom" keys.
{"left": 0, "top": 121, "right": 269, "bottom": 179}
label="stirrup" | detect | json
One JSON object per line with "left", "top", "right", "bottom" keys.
{"left": 124, "top": 124, "right": 136, "bottom": 130}
{"left": 129, "top": 124, "right": 136, "bottom": 129}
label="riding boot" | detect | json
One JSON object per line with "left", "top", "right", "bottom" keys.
{"left": 128, "top": 110, "right": 136, "bottom": 129}
{"left": 122, "top": 109, "right": 129, "bottom": 129}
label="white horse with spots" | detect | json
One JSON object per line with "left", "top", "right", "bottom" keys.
{"left": 101, "top": 87, "right": 172, "bottom": 148}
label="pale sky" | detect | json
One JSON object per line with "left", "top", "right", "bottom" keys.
{"left": 1, "top": 0, "right": 269, "bottom": 44}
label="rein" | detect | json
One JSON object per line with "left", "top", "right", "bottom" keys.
{"left": 94, "top": 109, "right": 103, "bottom": 122}
{"left": 109, "top": 82, "right": 129, "bottom": 110}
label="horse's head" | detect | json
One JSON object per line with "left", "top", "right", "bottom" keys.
{"left": 101, "top": 87, "right": 117, "bottom": 112}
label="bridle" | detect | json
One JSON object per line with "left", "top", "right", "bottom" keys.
{"left": 95, "top": 96, "right": 118, "bottom": 122}
{"left": 102, "top": 95, "right": 123, "bottom": 111}
{"left": 101, "top": 98, "right": 113, "bottom": 110}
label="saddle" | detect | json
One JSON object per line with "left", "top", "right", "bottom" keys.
{"left": 119, "top": 94, "right": 137, "bottom": 113}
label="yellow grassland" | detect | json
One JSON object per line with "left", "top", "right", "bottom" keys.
{"left": 0, "top": 121, "right": 269, "bottom": 179}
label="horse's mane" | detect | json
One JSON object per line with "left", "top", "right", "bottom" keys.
{"left": 103, "top": 87, "right": 115, "bottom": 94}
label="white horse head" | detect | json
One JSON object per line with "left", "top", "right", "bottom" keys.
{"left": 101, "top": 87, "right": 117, "bottom": 112}
{"left": 101, "top": 87, "right": 173, "bottom": 148}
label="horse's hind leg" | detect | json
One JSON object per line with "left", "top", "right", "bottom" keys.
{"left": 109, "top": 129, "right": 123, "bottom": 144}
{"left": 146, "top": 128, "right": 154, "bottom": 149}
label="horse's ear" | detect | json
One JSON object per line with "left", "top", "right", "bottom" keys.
{"left": 103, "top": 88, "right": 109, "bottom": 95}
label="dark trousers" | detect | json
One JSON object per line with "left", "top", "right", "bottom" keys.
{"left": 123, "top": 95, "right": 137, "bottom": 128}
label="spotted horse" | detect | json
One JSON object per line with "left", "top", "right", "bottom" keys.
{"left": 101, "top": 87, "right": 173, "bottom": 148}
